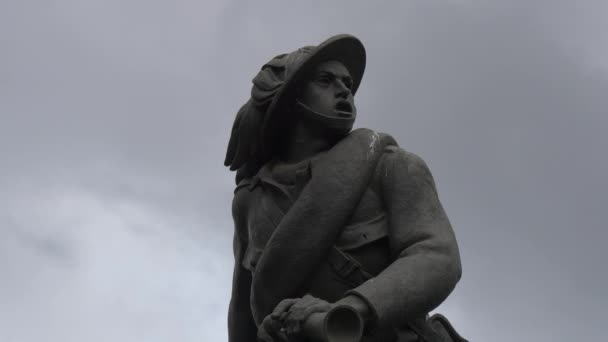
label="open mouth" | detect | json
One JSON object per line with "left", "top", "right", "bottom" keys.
{"left": 335, "top": 101, "right": 353, "bottom": 117}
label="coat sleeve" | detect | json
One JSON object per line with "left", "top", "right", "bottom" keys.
{"left": 347, "top": 147, "right": 462, "bottom": 328}
{"left": 228, "top": 188, "right": 258, "bottom": 342}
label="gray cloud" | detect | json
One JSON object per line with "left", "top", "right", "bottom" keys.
{"left": 1, "top": 1, "right": 606, "bottom": 341}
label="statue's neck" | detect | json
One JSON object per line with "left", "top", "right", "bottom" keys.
{"left": 279, "top": 118, "right": 340, "bottom": 164}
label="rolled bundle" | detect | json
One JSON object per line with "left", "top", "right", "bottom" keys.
{"left": 302, "top": 305, "right": 364, "bottom": 342}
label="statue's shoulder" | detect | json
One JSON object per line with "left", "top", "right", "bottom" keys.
{"left": 231, "top": 176, "right": 258, "bottom": 222}
{"left": 349, "top": 128, "right": 395, "bottom": 144}
{"left": 382, "top": 145, "right": 424, "bottom": 162}
{"left": 363, "top": 132, "right": 432, "bottom": 181}
{"left": 349, "top": 128, "right": 405, "bottom": 157}
{"left": 376, "top": 144, "right": 436, "bottom": 195}
{"left": 234, "top": 177, "right": 254, "bottom": 194}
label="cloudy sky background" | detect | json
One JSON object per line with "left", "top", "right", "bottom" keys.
{"left": 1, "top": 1, "right": 607, "bottom": 341}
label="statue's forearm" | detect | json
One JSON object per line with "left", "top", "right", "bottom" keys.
{"left": 348, "top": 249, "right": 461, "bottom": 327}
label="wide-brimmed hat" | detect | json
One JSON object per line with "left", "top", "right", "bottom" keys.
{"left": 225, "top": 34, "right": 366, "bottom": 176}
{"left": 252, "top": 34, "right": 366, "bottom": 133}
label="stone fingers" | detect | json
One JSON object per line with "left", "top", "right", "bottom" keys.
{"left": 283, "top": 295, "right": 332, "bottom": 337}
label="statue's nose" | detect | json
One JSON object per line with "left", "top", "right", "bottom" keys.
{"left": 335, "top": 82, "right": 350, "bottom": 99}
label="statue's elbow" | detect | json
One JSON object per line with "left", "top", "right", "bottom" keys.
{"left": 446, "top": 247, "right": 462, "bottom": 289}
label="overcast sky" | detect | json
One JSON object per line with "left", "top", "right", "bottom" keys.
{"left": 1, "top": 1, "right": 607, "bottom": 341}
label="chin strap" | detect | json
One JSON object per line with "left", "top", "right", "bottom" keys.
{"left": 295, "top": 100, "right": 355, "bottom": 133}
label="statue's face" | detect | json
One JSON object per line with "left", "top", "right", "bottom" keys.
{"left": 298, "top": 60, "right": 357, "bottom": 119}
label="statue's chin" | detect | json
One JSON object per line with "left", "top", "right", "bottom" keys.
{"left": 295, "top": 101, "right": 355, "bottom": 138}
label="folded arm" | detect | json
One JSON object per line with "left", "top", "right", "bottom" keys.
{"left": 348, "top": 148, "right": 462, "bottom": 328}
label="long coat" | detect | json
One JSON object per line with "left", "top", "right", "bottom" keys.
{"left": 227, "top": 129, "right": 462, "bottom": 342}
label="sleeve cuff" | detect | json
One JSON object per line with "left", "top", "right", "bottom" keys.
{"left": 343, "top": 288, "right": 381, "bottom": 336}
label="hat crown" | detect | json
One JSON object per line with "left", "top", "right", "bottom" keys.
{"left": 250, "top": 45, "right": 316, "bottom": 108}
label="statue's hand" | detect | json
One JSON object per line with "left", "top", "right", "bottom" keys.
{"left": 278, "top": 295, "right": 333, "bottom": 339}
{"left": 259, "top": 294, "right": 370, "bottom": 341}
{"left": 258, "top": 313, "right": 288, "bottom": 342}
{"left": 258, "top": 298, "right": 304, "bottom": 342}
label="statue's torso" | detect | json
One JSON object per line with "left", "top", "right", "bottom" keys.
{"left": 239, "top": 154, "right": 393, "bottom": 301}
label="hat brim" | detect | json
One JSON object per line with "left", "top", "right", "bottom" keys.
{"left": 266, "top": 34, "right": 366, "bottom": 122}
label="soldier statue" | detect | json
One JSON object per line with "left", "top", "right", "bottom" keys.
{"left": 224, "top": 34, "right": 467, "bottom": 342}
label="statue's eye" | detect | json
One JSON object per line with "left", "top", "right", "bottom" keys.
{"left": 344, "top": 78, "right": 353, "bottom": 90}
{"left": 317, "top": 75, "right": 331, "bottom": 86}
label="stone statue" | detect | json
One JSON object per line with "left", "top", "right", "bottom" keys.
{"left": 224, "top": 34, "right": 468, "bottom": 342}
